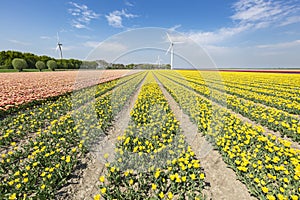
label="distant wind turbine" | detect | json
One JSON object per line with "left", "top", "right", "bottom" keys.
{"left": 165, "top": 33, "right": 182, "bottom": 70}
{"left": 156, "top": 55, "right": 163, "bottom": 68}
{"left": 56, "top": 32, "right": 63, "bottom": 59}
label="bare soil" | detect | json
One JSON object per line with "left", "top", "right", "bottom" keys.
{"left": 156, "top": 78, "right": 257, "bottom": 200}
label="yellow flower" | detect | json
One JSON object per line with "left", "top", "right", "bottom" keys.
{"left": 110, "top": 166, "right": 115, "bottom": 173}
{"left": 23, "top": 178, "right": 28, "bottom": 183}
{"left": 168, "top": 192, "right": 173, "bottom": 199}
{"left": 159, "top": 192, "right": 164, "bottom": 199}
{"left": 155, "top": 171, "right": 160, "bottom": 179}
{"left": 16, "top": 183, "right": 21, "bottom": 189}
{"left": 9, "top": 193, "right": 16, "bottom": 200}
{"left": 104, "top": 153, "right": 109, "bottom": 159}
{"left": 200, "top": 173, "right": 205, "bottom": 179}
{"left": 267, "top": 195, "right": 275, "bottom": 200}
{"left": 100, "top": 187, "right": 107, "bottom": 194}
{"left": 190, "top": 174, "right": 196, "bottom": 180}
{"left": 99, "top": 176, "right": 105, "bottom": 183}
{"left": 94, "top": 194, "right": 101, "bottom": 200}
{"left": 129, "top": 179, "right": 134, "bottom": 185}
{"left": 66, "top": 156, "right": 71, "bottom": 163}
{"left": 262, "top": 186, "right": 269, "bottom": 193}
{"left": 291, "top": 195, "right": 298, "bottom": 200}
{"left": 41, "top": 184, "right": 46, "bottom": 190}
{"left": 151, "top": 183, "right": 157, "bottom": 190}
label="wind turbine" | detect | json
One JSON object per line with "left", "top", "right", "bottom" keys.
{"left": 156, "top": 55, "right": 163, "bottom": 68}
{"left": 56, "top": 32, "right": 63, "bottom": 59}
{"left": 165, "top": 33, "right": 182, "bottom": 70}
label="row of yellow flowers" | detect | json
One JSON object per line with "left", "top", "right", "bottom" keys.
{"left": 174, "top": 70, "right": 300, "bottom": 115}
{"left": 156, "top": 72, "right": 300, "bottom": 199}
{"left": 158, "top": 71, "right": 300, "bottom": 143}
{"left": 0, "top": 72, "right": 146, "bottom": 199}
{"left": 95, "top": 73, "right": 206, "bottom": 200}
{"left": 184, "top": 71, "right": 300, "bottom": 104}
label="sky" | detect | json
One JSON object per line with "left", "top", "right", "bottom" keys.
{"left": 0, "top": 0, "right": 300, "bottom": 68}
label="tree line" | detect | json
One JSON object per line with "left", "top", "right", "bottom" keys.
{"left": 0, "top": 50, "right": 85, "bottom": 71}
{"left": 0, "top": 50, "right": 171, "bottom": 71}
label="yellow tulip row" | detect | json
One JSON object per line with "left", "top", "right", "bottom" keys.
{"left": 173, "top": 70, "right": 300, "bottom": 115}
{"left": 95, "top": 72, "right": 205, "bottom": 200}
{"left": 0, "top": 72, "right": 146, "bottom": 199}
{"left": 157, "top": 71, "right": 300, "bottom": 143}
{"left": 155, "top": 72, "right": 300, "bottom": 199}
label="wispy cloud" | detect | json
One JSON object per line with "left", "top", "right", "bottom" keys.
{"left": 8, "top": 39, "right": 30, "bottom": 46}
{"left": 177, "top": 0, "right": 300, "bottom": 45}
{"left": 256, "top": 40, "right": 300, "bottom": 49}
{"left": 106, "top": 9, "right": 138, "bottom": 28}
{"left": 68, "top": 2, "right": 100, "bottom": 29}
{"left": 125, "top": 1, "right": 134, "bottom": 7}
{"left": 280, "top": 15, "right": 300, "bottom": 26}
{"left": 169, "top": 24, "right": 181, "bottom": 32}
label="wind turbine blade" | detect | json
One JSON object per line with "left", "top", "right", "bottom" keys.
{"left": 166, "top": 44, "right": 172, "bottom": 55}
{"left": 166, "top": 33, "right": 172, "bottom": 42}
{"left": 56, "top": 45, "right": 59, "bottom": 51}
{"left": 173, "top": 41, "right": 184, "bottom": 44}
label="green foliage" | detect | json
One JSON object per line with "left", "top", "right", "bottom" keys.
{"left": 12, "top": 58, "right": 27, "bottom": 72}
{"left": 47, "top": 60, "right": 57, "bottom": 71}
{"left": 0, "top": 50, "right": 82, "bottom": 70}
{"left": 35, "top": 61, "right": 46, "bottom": 71}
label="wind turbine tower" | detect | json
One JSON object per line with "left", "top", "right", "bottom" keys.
{"left": 166, "top": 33, "right": 182, "bottom": 70}
{"left": 56, "top": 32, "right": 63, "bottom": 59}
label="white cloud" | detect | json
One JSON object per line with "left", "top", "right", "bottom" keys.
{"left": 106, "top": 9, "right": 138, "bottom": 28}
{"left": 8, "top": 39, "right": 30, "bottom": 46}
{"left": 280, "top": 15, "right": 300, "bottom": 26}
{"left": 125, "top": 1, "right": 134, "bottom": 7}
{"left": 256, "top": 40, "right": 300, "bottom": 49}
{"left": 175, "top": 0, "right": 300, "bottom": 46}
{"left": 187, "top": 24, "right": 252, "bottom": 45}
{"left": 68, "top": 2, "right": 100, "bottom": 29}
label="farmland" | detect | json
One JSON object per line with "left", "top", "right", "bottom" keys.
{"left": 1, "top": 70, "right": 300, "bottom": 199}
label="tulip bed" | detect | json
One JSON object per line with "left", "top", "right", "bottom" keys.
{"left": 0, "top": 72, "right": 146, "bottom": 199}
{"left": 95, "top": 73, "right": 206, "bottom": 200}
{"left": 0, "top": 72, "right": 143, "bottom": 148}
{"left": 155, "top": 72, "right": 300, "bottom": 199}
{"left": 159, "top": 71, "right": 300, "bottom": 143}
{"left": 175, "top": 71, "right": 300, "bottom": 115}
{"left": 2, "top": 69, "right": 300, "bottom": 199}
{"left": 0, "top": 70, "right": 131, "bottom": 113}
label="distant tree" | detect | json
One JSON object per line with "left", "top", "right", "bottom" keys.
{"left": 35, "top": 61, "right": 46, "bottom": 71}
{"left": 12, "top": 58, "right": 27, "bottom": 72}
{"left": 47, "top": 60, "right": 57, "bottom": 71}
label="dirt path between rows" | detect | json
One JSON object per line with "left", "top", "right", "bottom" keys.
{"left": 56, "top": 78, "right": 145, "bottom": 200}
{"left": 156, "top": 78, "right": 257, "bottom": 200}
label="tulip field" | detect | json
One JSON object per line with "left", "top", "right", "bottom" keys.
{"left": 1, "top": 70, "right": 300, "bottom": 199}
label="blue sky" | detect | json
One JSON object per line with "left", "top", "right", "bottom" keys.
{"left": 1, "top": 0, "right": 300, "bottom": 68}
